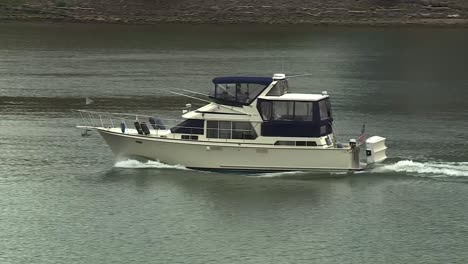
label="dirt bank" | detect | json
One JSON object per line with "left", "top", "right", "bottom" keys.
{"left": 1, "top": 0, "right": 468, "bottom": 25}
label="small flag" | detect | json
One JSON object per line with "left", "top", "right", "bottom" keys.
{"left": 85, "top": 97, "right": 94, "bottom": 105}
{"left": 356, "top": 123, "right": 366, "bottom": 145}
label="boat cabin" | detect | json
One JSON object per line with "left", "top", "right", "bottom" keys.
{"left": 256, "top": 93, "right": 333, "bottom": 138}
{"left": 174, "top": 74, "right": 334, "bottom": 143}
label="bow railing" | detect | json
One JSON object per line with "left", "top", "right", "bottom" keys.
{"left": 76, "top": 110, "right": 182, "bottom": 131}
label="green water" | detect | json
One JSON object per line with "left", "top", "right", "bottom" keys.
{"left": 1, "top": 22, "right": 468, "bottom": 264}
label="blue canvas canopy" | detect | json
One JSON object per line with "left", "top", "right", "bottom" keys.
{"left": 212, "top": 77, "right": 273, "bottom": 86}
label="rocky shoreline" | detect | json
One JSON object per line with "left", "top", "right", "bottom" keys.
{"left": 1, "top": 0, "right": 468, "bottom": 26}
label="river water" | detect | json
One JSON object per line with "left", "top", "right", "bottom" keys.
{"left": 1, "top": 22, "right": 468, "bottom": 264}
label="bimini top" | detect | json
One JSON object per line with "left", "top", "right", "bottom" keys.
{"left": 209, "top": 76, "right": 274, "bottom": 106}
{"left": 212, "top": 76, "right": 273, "bottom": 86}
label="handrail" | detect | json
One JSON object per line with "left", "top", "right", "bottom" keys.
{"left": 76, "top": 109, "right": 183, "bottom": 121}
{"left": 76, "top": 110, "right": 260, "bottom": 134}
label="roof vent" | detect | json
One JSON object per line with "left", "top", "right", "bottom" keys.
{"left": 273, "top": 73, "right": 286, "bottom": 80}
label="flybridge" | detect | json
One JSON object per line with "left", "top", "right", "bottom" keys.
{"left": 209, "top": 75, "right": 292, "bottom": 106}
{"left": 209, "top": 76, "right": 274, "bottom": 106}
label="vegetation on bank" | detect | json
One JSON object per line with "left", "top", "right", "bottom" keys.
{"left": 1, "top": 0, "right": 467, "bottom": 25}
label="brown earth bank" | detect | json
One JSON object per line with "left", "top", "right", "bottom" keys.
{"left": 1, "top": 0, "right": 468, "bottom": 25}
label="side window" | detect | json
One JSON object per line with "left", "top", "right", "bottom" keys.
{"left": 267, "top": 80, "right": 289, "bottom": 96}
{"left": 219, "top": 121, "right": 231, "bottom": 139}
{"left": 181, "top": 135, "right": 199, "bottom": 140}
{"left": 320, "top": 125, "right": 327, "bottom": 134}
{"left": 258, "top": 100, "right": 314, "bottom": 122}
{"left": 172, "top": 119, "right": 204, "bottom": 135}
{"left": 274, "top": 141, "right": 295, "bottom": 146}
{"left": 258, "top": 100, "right": 272, "bottom": 120}
{"left": 232, "top": 122, "right": 258, "bottom": 139}
{"left": 294, "top": 102, "right": 313, "bottom": 121}
{"left": 207, "top": 121, "right": 257, "bottom": 140}
{"left": 274, "top": 141, "right": 317, "bottom": 146}
{"left": 319, "top": 100, "right": 330, "bottom": 120}
{"left": 207, "top": 121, "right": 219, "bottom": 138}
{"left": 272, "top": 101, "right": 294, "bottom": 120}
{"left": 326, "top": 99, "right": 332, "bottom": 119}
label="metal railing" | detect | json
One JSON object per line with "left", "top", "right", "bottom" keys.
{"left": 76, "top": 110, "right": 261, "bottom": 141}
{"left": 77, "top": 110, "right": 182, "bottom": 132}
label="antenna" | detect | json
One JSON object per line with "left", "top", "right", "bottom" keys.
{"left": 153, "top": 87, "right": 249, "bottom": 115}
{"left": 287, "top": 73, "right": 313, "bottom": 78}
{"left": 167, "top": 90, "right": 212, "bottom": 103}
{"left": 173, "top": 88, "right": 209, "bottom": 97}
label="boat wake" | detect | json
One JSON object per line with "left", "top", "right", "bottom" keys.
{"left": 112, "top": 159, "right": 468, "bottom": 179}
{"left": 251, "top": 171, "right": 307, "bottom": 178}
{"left": 114, "top": 159, "right": 187, "bottom": 170}
{"left": 374, "top": 160, "right": 468, "bottom": 178}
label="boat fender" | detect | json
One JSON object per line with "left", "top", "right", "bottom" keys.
{"left": 120, "top": 122, "right": 126, "bottom": 134}
{"left": 134, "top": 121, "right": 144, "bottom": 135}
{"left": 141, "top": 122, "right": 150, "bottom": 135}
{"left": 336, "top": 143, "right": 344, "bottom": 148}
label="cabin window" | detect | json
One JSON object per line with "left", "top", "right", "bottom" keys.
{"left": 206, "top": 121, "right": 257, "bottom": 139}
{"left": 293, "top": 102, "right": 313, "bottom": 121}
{"left": 258, "top": 99, "right": 314, "bottom": 121}
{"left": 274, "top": 141, "right": 318, "bottom": 146}
{"left": 320, "top": 125, "right": 327, "bottom": 135}
{"left": 259, "top": 100, "right": 272, "bottom": 120}
{"left": 272, "top": 101, "right": 294, "bottom": 120}
{"left": 274, "top": 141, "right": 295, "bottom": 146}
{"left": 171, "top": 119, "right": 204, "bottom": 135}
{"left": 181, "top": 135, "right": 199, "bottom": 140}
{"left": 319, "top": 99, "right": 332, "bottom": 120}
{"left": 207, "top": 121, "right": 219, "bottom": 138}
{"left": 258, "top": 98, "right": 333, "bottom": 138}
{"left": 219, "top": 121, "right": 231, "bottom": 139}
{"left": 267, "top": 80, "right": 289, "bottom": 96}
{"left": 326, "top": 99, "right": 332, "bottom": 118}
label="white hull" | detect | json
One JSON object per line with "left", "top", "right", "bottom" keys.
{"left": 99, "top": 129, "right": 363, "bottom": 172}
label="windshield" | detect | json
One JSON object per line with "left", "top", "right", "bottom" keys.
{"left": 209, "top": 82, "right": 268, "bottom": 106}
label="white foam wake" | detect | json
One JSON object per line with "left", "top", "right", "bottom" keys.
{"left": 375, "top": 160, "right": 468, "bottom": 177}
{"left": 114, "top": 159, "right": 187, "bottom": 170}
{"left": 251, "top": 171, "right": 307, "bottom": 178}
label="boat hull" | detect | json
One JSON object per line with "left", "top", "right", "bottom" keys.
{"left": 98, "top": 129, "right": 362, "bottom": 172}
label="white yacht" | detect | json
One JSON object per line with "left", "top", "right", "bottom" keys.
{"left": 78, "top": 74, "right": 387, "bottom": 172}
